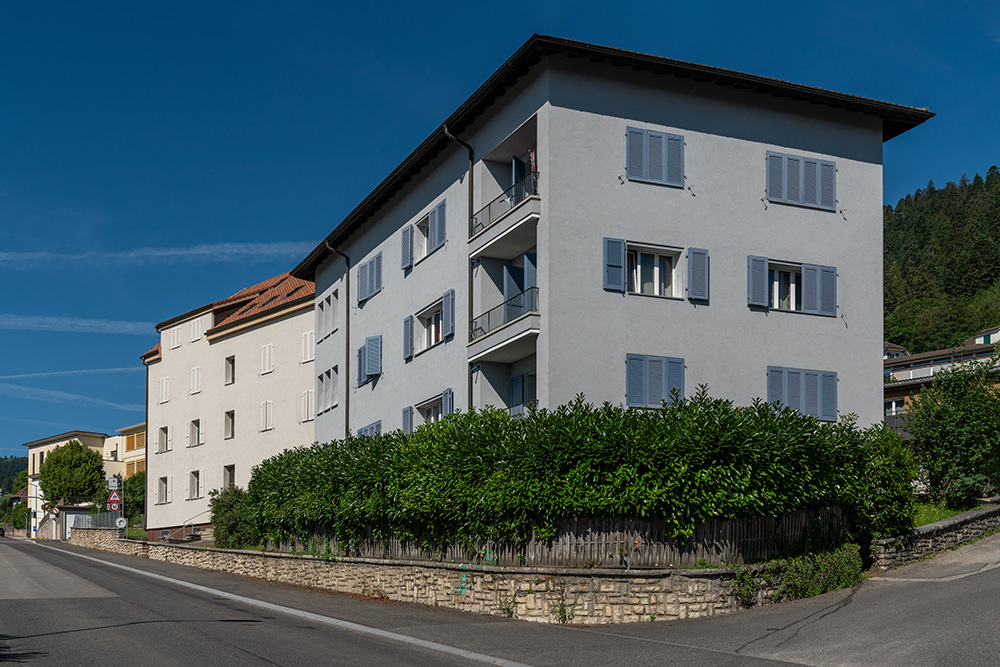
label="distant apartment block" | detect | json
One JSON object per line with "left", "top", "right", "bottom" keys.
{"left": 142, "top": 273, "right": 315, "bottom": 540}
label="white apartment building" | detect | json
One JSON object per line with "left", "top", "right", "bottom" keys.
{"left": 292, "top": 35, "right": 932, "bottom": 441}
{"left": 143, "top": 272, "right": 315, "bottom": 539}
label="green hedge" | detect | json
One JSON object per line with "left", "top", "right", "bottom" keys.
{"left": 235, "top": 390, "right": 915, "bottom": 552}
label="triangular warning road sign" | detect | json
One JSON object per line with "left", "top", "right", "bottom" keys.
{"left": 108, "top": 490, "right": 122, "bottom": 502}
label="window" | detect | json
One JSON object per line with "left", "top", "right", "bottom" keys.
{"left": 626, "top": 247, "right": 681, "bottom": 298}
{"left": 157, "top": 426, "right": 172, "bottom": 453}
{"left": 357, "top": 336, "right": 382, "bottom": 386}
{"left": 301, "top": 389, "right": 315, "bottom": 423}
{"left": 126, "top": 461, "right": 136, "bottom": 477}
{"left": 187, "top": 419, "right": 203, "bottom": 447}
{"left": 170, "top": 327, "right": 181, "bottom": 349}
{"left": 884, "top": 399, "right": 905, "bottom": 417}
{"left": 626, "top": 127, "right": 683, "bottom": 187}
{"left": 626, "top": 354, "right": 684, "bottom": 408}
{"left": 126, "top": 434, "right": 136, "bottom": 451}
{"left": 225, "top": 356, "right": 236, "bottom": 385}
{"left": 402, "top": 406, "right": 414, "bottom": 434}
{"left": 357, "top": 421, "right": 382, "bottom": 437}
{"left": 260, "top": 344, "right": 274, "bottom": 375}
{"left": 190, "top": 366, "right": 202, "bottom": 394}
{"left": 747, "top": 256, "right": 836, "bottom": 316}
{"left": 158, "top": 376, "right": 170, "bottom": 403}
{"left": 423, "top": 401, "right": 443, "bottom": 424}
{"left": 410, "top": 388, "right": 454, "bottom": 430}
{"left": 509, "top": 372, "right": 537, "bottom": 416}
{"left": 317, "top": 367, "right": 338, "bottom": 413}
{"left": 223, "top": 465, "right": 235, "bottom": 489}
{"left": 402, "top": 201, "right": 447, "bottom": 269}
{"left": 766, "top": 151, "right": 836, "bottom": 210}
{"left": 301, "top": 330, "right": 315, "bottom": 363}
{"left": 137, "top": 431, "right": 145, "bottom": 449}
{"left": 224, "top": 411, "right": 235, "bottom": 439}
{"left": 767, "top": 366, "right": 838, "bottom": 421}
{"left": 39, "top": 452, "right": 44, "bottom": 468}
{"left": 137, "top": 459, "right": 145, "bottom": 474}
{"left": 404, "top": 291, "right": 455, "bottom": 360}
{"left": 317, "top": 291, "right": 338, "bottom": 340}
{"left": 157, "top": 476, "right": 171, "bottom": 504}
{"left": 259, "top": 400, "right": 274, "bottom": 432}
{"left": 187, "top": 470, "right": 202, "bottom": 500}
{"left": 357, "top": 253, "right": 383, "bottom": 303}
{"left": 190, "top": 317, "right": 202, "bottom": 342}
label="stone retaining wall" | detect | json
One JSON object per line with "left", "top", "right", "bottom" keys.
{"left": 69, "top": 528, "right": 778, "bottom": 624}
{"left": 871, "top": 503, "right": 1000, "bottom": 571}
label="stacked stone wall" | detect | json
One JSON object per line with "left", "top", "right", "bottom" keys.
{"left": 871, "top": 503, "right": 1000, "bottom": 571}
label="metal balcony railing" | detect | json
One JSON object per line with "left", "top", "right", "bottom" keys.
{"left": 470, "top": 287, "right": 539, "bottom": 341}
{"left": 470, "top": 171, "right": 539, "bottom": 237}
{"left": 509, "top": 399, "right": 538, "bottom": 417}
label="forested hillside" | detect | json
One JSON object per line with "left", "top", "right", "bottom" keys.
{"left": 884, "top": 167, "right": 1000, "bottom": 354}
{"left": 0, "top": 456, "right": 27, "bottom": 493}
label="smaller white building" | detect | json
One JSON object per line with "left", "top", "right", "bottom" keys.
{"left": 143, "top": 272, "right": 315, "bottom": 539}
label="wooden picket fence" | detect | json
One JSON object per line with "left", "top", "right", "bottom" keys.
{"left": 279, "top": 507, "right": 843, "bottom": 568}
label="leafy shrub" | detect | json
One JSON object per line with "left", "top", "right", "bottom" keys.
{"left": 209, "top": 486, "right": 261, "bottom": 549}
{"left": 240, "top": 390, "right": 915, "bottom": 552}
{"left": 778, "top": 543, "right": 863, "bottom": 600}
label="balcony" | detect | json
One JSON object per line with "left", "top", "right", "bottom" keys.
{"left": 468, "top": 287, "right": 540, "bottom": 363}
{"left": 509, "top": 399, "right": 538, "bottom": 417}
{"left": 470, "top": 172, "right": 539, "bottom": 237}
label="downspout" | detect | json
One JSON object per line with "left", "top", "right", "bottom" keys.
{"left": 143, "top": 352, "right": 149, "bottom": 531}
{"left": 442, "top": 124, "right": 474, "bottom": 411}
{"left": 327, "top": 240, "right": 351, "bottom": 437}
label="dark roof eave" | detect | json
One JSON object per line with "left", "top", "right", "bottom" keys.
{"left": 292, "top": 34, "right": 934, "bottom": 281}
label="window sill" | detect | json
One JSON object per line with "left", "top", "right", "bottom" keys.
{"left": 761, "top": 307, "right": 837, "bottom": 318}
{"left": 318, "top": 327, "right": 339, "bottom": 344}
{"left": 224, "top": 435, "right": 234, "bottom": 441}
{"left": 186, "top": 443, "right": 204, "bottom": 448}
{"left": 627, "top": 291, "right": 683, "bottom": 301}
{"left": 412, "top": 243, "right": 444, "bottom": 269}
{"left": 185, "top": 496, "right": 204, "bottom": 502}
{"left": 301, "top": 358, "right": 314, "bottom": 364}
{"left": 260, "top": 370, "right": 274, "bottom": 376}
{"left": 765, "top": 198, "right": 836, "bottom": 213}
{"left": 414, "top": 340, "right": 445, "bottom": 358}
{"left": 627, "top": 177, "right": 683, "bottom": 189}
{"left": 318, "top": 403, "right": 338, "bottom": 416}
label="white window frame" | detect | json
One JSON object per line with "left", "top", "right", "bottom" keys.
{"left": 190, "top": 317, "right": 202, "bottom": 342}
{"left": 187, "top": 470, "right": 202, "bottom": 500}
{"left": 157, "top": 426, "right": 172, "bottom": 453}
{"left": 416, "top": 300, "right": 444, "bottom": 354}
{"left": 224, "top": 410, "right": 235, "bottom": 439}
{"left": 259, "top": 400, "right": 273, "bottom": 432}
{"left": 225, "top": 356, "right": 236, "bottom": 385}
{"left": 190, "top": 366, "right": 202, "bottom": 395}
{"left": 884, "top": 399, "right": 906, "bottom": 417}
{"left": 301, "top": 389, "right": 315, "bottom": 423}
{"left": 769, "top": 262, "right": 803, "bottom": 312}
{"left": 415, "top": 394, "right": 444, "bottom": 426}
{"left": 157, "top": 476, "right": 171, "bottom": 504}
{"left": 260, "top": 344, "right": 274, "bottom": 375}
{"left": 626, "top": 244, "right": 681, "bottom": 298}
{"left": 170, "top": 327, "right": 180, "bottom": 349}
{"left": 223, "top": 465, "right": 235, "bottom": 489}
{"left": 158, "top": 376, "right": 170, "bottom": 404}
{"left": 187, "top": 419, "right": 203, "bottom": 448}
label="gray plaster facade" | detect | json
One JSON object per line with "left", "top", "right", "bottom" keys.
{"left": 296, "top": 37, "right": 932, "bottom": 443}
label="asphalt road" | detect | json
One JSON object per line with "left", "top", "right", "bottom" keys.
{"left": 3, "top": 534, "right": 1000, "bottom": 666}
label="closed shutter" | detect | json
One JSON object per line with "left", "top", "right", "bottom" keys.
{"left": 687, "top": 248, "right": 709, "bottom": 301}
{"left": 666, "top": 135, "right": 684, "bottom": 186}
{"left": 766, "top": 153, "right": 784, "bottom": 201}
{"left": 301, "top": 331, "right": 314, "bottom": 362}
{"left": 786, "top": 369, "right": 802, "bottom": 412}
{"left": 804, "top": 371, "right": 820, "bottom": 417}
{"left": 803, "top": 159, "right": 819, "bottom": 206}
{"left": 647, "top": 131, "right": 665, "bottom": 182}
{"left": 786, "top": 156, "right": 801, "bottom": 203}
{"left": 820, "top": 372, "right": 838, "bottom": 421}
{"left": 358, "top": 259, "right": 370, "bottom": 301}
{"left": 626, "top": 354, "right": 646, "bottom": 407}
{"left": 666, "top": 357, "right": 684, "bottom": 402}
{"left": 820, "top": 162, "right": 836, "bottom": 209}
{"left": 442, "top": 387, "right": 454, "bottom": 416}
{"left": 647, "top": 357, "right": 665, "bottom": 406}
{"left": 819, "top": 266, "right": 837, "bottom": 316}
{"left": 442, "top": 289, "right": 455, "bottom": 338}
{"left": 402, "top": 406, "right": 413, "bottom": 434}
{"left": 401, "top": 225, "right": 413, "bottom": 269}
{"left": 801, "top": 265, "right": 820, "bottom": 313}
{"left": 434, "top": 201, "right": 446, "bottom": 251}
{"left": 747, "top": 256, "right": 769, "bottom": 307}
{"left": 403, "top": 316, "right": 414, "bottom": 360}
{"left": 767, "top": 367, "right": 785, "bottom": 406}
{"left": 365, "top": 335, "right": 381, "bottom": 377}
{"left": 626, "top": 127, "right": 645, "bottom": 180}
{"left": 510, "top": 374, "right": 524, "bottom": 406}
{"left": 603, "top": 238, "right": 626, "bottom": 292}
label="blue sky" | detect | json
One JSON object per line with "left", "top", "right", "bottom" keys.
{"left": 0, "top": 1, "right": 996, "bottom": 458}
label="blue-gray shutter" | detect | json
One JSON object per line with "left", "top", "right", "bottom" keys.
{"left": 687, "top": 248, "right": 709, "bottom": 301}
{"left": 626, "top": 354, "right": 646, "bottom": 407}
{"left": 804, "top": 371, "right": 820, "bottom": 417}
{"left": 357, "top": 345, "right": 365, "bottom": 386}
{"left": 603, "top": 238, "right": 626, "bottom": 292}
{"left": 820, "top": 162, "right": 836, "bottom": 209}
{"left": 373, "top": 421, "right": 381, "bottom": 435}
{"left": 442, "top": 387, "right": 454, "bottom": 416}
{"left": 647, "top": 131, "right": 665, "bottom": 183}
{"left": 433, "top": 201, "right": 446, "bottom": 251}
{"left": 442, "top": 289, "right": 455, "bottom": 338}
{"left": 372, "top": 253, "right": 382, "bottom": 295}
{"left": 401, "top": 225, "right": 413, "bottom": 270}
{"left": 510, "top": 374, "right": 524, "bottom": 406}
{"left": 523, "top": 252, "right": 537, "bottom": 289}
{"left": 427, "top": 206, "right": 438, "bottom": 250}
{"left": 819, "top": 265, "right": 837, "bottom": 316}
{"left": 820, "top": 372, "right": 837, "bottom": 421}
{"left": 803, "top": 159, "right": 818, "bottom": 207}
{"left": 747, "top": 255, "right": 769, "bottom": 307}
{"left": 666, "top": 357, "right": 684, "bottom": 402}
{"left": 801, "top": 264, "right": 820, "bottom": 314}
{"left": 786, "top": 156, "right": 801, "bottom": 204}
{"left": 358, "top": 259, "right": 370, "bottom": 302}
{"left": 767, "top": 367, "right": 785, "bottom": 406}
{"left": 402, "top": 406, "right": 413, "bottom": 434}
{"left": 786, "top": 369, "right": 802, "bottom": 412}
{"left": 365, "top": 335, "right": 381, "bottom": 377}
{"left": 403, "top": 315, "right": 414, "bottom": 360}
{"left": 767, "top": 153, "right": 784, "bottom": 201}
{"left": 666, "top": 134, "right": 683, "bottom": 186}
{"left": 626, "top": 128, "right": 645, "bottom": 180}
{"left": 647, "top": 357, "right": 665, "bottom": 406}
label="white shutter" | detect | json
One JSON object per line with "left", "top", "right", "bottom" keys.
{"left": 198, "top": 470, "right": 203, "bottom": 498}
{"left": 166, "top": 476, "right": 173, "bottom": 503}
{"left": 302, "top": 331, "right": 315, "bottom": 363}
{"left": 190, "top": 367, "right": 201, "bottom": 394}
{"left": 166, "top": 426, "right": 172, "bottom": 451}
{"left": 267, "top": 400, "right": 274, "bottom": 430}
{"left": 260, "top": 401, "right": 267, "bottom": 431}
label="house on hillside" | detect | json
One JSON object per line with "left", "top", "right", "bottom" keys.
{"left": 291, "top": 35, "right": 932, "bottom": 440}
{"left": 884, "top": 341, "right": 910, "bottom": 360}
{"left": 142, "top": 272, "right": 315, "bottom": 541}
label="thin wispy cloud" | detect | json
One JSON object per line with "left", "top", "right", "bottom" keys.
{"left": 0, "top": 241, "right": 316, "bottom": 270}
{"left": 0, "top": 315, "right": 154, "bottom": 335}
{"left": 0, "top": 382, "right": 144, "bottom": 412}
{"left": 0, "top": 367, "right": 143, "bottom": 380}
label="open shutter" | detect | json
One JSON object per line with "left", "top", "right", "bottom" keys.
{"left": 819, "top": 265, "right": 837, "bottom": 316}
{"left": 626, "top": 354, "right": 646, "bottom": 407}
{"left": 357, "top": 345, "right": 365, "bottom": 385}
{"left": 666, "top": 357, "right": 684, "bottom": 402}
{"left": 401, "top": 225, "right": 413, "bottom": 270}
{"left": 301, "top": 391, "right": 308, "bottom": 422}
{"left": 403, "top": 316, "right": 414, "bottom": 360}
{"left": 666, "top": 134, "right": 684, "bottom": 186}
{"left": 767, "top": 153, "right": 784, "bottom": 201}
{"left": 747, "top": 256, "right": 769, "bottom": 307}
{"left": 267, "top": 401, "right": 274, "bottom": 430}
{"left": 365, "top": 335, "right": 381, "bottom": 377}
{"left": 767, "top": 367, "right": 785, "bottom": 406}
{"left": 434, "top": 201, "right": 446, "bottom": 251}
{"left": 523, "top": 252, "right": 537, "bottom": 289}
{"left": 372, "top": 253, "right": 382, "bottom": 295}
{"left": 358, "top": 259, "right": 370, "bottom": 302}
{"left": 167, "top": 476, "right": 172, "bottom": 503}
{"left": 820, "top": 372, "right": 838, "bottom": 421}
{"left": 442, "top": 387, "right": 454, "bottom": 416}
{"left": 820, "top": 162, "right": 836, "bottom": 209}
{"left": 646, "top": 357, "right": 665, "bottom": 406}
{"left": 260, "top": 401, "right": 267, "bottom": 431}
{"left": 647, "top": 131, "right": 665, "bottom": 183}
{"left": 603, "top": 238, "right": 626, "bottom": 292}
{"left": 442, "top": 289, "right": 455, "bottom": 338}
{"left": 626, "top": 128, "right": 646, "bottom": 180}
{"left": 687, "top": 248, "right": 709, "bottom": 301}
{"left": 167, "top": 427, "right": 172, "bottom": 452}
{"left": 801, "top": 264, "right": 820, "bottom": 314}
{"left": 402, "top": 406, "right": 413, "bottom": 434}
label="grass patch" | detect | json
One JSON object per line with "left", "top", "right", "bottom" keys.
{"left": 914, "top": 502, "right": 984, "bottom": 527}
{"left": 124, "top": 527, "right": 148, "bottom": 540}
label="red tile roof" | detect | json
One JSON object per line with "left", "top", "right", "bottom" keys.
{"left": 141, "top": 342, "right": 161, "bottom": 359}
{"left": 208, "top": 272, "right": 314, "bottom": 333}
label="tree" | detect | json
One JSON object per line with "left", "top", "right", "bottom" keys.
{"left": 123, "top": 471, "right": 145, "bottom": 522}
{"left": 12, "top": 468, "right": 28, "bottom": 493}
{"left": 37, "top": 440, "right": 104, "bottom": 509}
{"left": 906, "top": 354, "right": 1000, "bottom": 507}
